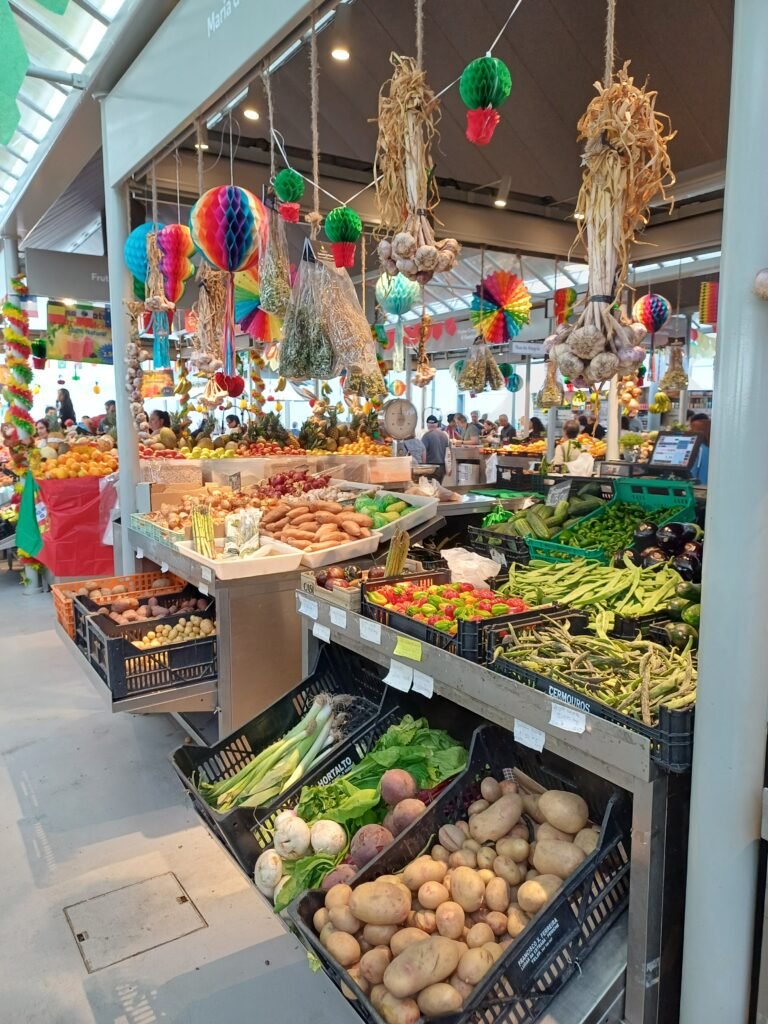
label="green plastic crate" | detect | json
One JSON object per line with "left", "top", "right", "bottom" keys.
{"left": 526, "top": 479, "right": 696, "bottom": 565}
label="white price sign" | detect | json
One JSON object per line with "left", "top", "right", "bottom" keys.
{"left": 312, "top": 622, "right": 331, "bottom": 644}
{"left": 549, "top": 703, "right": 587, "bottom": 734}
{"left": 330, "top": 607, "right": 348, "bottom": 629}
{"left": 297, "top": 595, "right": 319, "bottom": 620}
{"left": 514, "top": 719, "right": 545, "bottom": 752}
{"left": 412, "top": 669, "right": 434, "bottom": 699}
{"left": 359, "top": 618, "right": 382, "bottom": 645}
{"left": 384, "top": 660, "right": 413, "bottom": 692}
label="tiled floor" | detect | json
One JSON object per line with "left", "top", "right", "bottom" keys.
{"left": 0, "top": 567, "right": 357, "bottom": 1024}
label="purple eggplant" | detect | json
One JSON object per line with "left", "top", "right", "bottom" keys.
{"left": 671, "top": 552, "right": 702, "bottom": 582}
{"left": 633, "top": 521, "right": 659, "bottom": 550}
{"left": 641, "top": 546, "right": 667, "bottom": 568}
{"left": 656, "top": 523, "right": 686, "bottom": 554}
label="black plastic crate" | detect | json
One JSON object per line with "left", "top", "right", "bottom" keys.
{"left": 85, "top": 606, "right": 217, "bottom": 699}
{"left": 468, "top": 525, "right": 531, "bottom": 566}
{"left": 287, "top": 724, "right": 630, "bottom": 1024}
{"left": 496, "top": 468, "right": 545, "bottom": 494}
{"left": 487, "top": 614, "right": 695, "bottom": 773}
{"left": 171, "top": 645, "right": 389, "bottom": 875}
{"left": 611, "top": 609, "right": 675, "bottom": 640}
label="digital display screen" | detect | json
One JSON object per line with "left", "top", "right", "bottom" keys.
{"left": 649, "top": 432, "right": 699, "bottom": 470}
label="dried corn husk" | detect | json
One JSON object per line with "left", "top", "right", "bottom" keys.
{"left": 458, "top": 338, "right": 505, "bottom": 392}
{"left": 658, "top": 344, "right": 688, "bottom": 392}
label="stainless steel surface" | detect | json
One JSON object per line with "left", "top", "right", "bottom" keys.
{"left": 539, "top": 916, "right": 627, "bottom": 1024}
{"left": 438, "top": 493, "right": 535, "bottom": 517}
{"left": 299, "top": 593, "right": 676, "bottom": 1024}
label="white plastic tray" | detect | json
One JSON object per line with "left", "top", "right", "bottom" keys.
{"left": 365, "top": 490, "right": 440, "bottom": 541}
{"left": 176, "top": 539, "right": 303, "bottom": 579}
{"left": 294, "top": 531, "right": 381, "bottom": 569}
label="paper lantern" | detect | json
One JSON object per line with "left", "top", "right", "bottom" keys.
{"left": 506, "top": 372, "right": 523, "bottom": 393}
{"left": 632, "top": 293, "right": 670, "bottom": 334}
{"left": 189, "top": 186, "right": 267, "bottom": 273}
{"left": 124, "top": 222, "right": 163, "bottom": 281}
{"left": 375, "top": 273, "right": 420, "bottom": 372}
{"left": 234, "top": 267, "right": 282, "bottom": 342}
{"left": 273, "top": 167, "right": 305, "bottom": 222}
{"left": 554, "top": 286, "right": 577, "bottom": 325}
{"left": 698, "top": 281, "right": 718, "bottom": 328}
{"left": 470, "top": 271, "right": 531, "bottom": 343}
{"left": 157, "top": 224, "right": 196, "bottom": 304}
{"left": 459, "top": 56, "right": 512, "bottom": 145}
{"left": 324, "top": 206, "right": 362, "bottom": 268}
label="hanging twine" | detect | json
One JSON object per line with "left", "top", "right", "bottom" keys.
{"left": 145, "top": 165, "right": 172, "bottom": 314}
{"left": 263, "top": 67, "right": 276, "bottom": 181}
{"left": 603, "top": 0, "right": 616, "bottom": 87}
{"left": 415, "top": 0, "right": 425, "bottom": 70}
{"left": 305, "top": 11, "right": 322, "bottom": 240}
{"left": 360, "top": 231, "right": 367, "bottom": 311}
{"left": 196, "top": 120, "right": 205, "bottom": 195}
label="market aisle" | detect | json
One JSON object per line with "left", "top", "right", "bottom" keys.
{"left": 0, "top": 569, "right": 358, "bottom": 1024}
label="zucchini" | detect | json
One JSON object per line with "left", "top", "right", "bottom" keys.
{"left": 537, "top": 506, "right": 556, "bottom": 521}
{"left": 525, "top": 509, "right": 552, "bottom": 540}
{"left": 515, "top": 519, "right": 534, "bottom": 538}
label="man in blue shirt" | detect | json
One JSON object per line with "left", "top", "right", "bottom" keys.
{"left": 421, "top": 415, "right": 449, "bottom": 480}
{"left": 689, "top": 414, "right": 710, "bottom": 485}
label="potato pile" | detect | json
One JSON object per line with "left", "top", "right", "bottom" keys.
{"left": 64, "top": 577, "right": 170, "bottom": 603}
{"left": 96, "top": 593, "right": 208, "bottom": 627}
{"left": 262, "top": 500, "right": 373, "bottom": 552}
{"left": 131, "top": 615, "right": 216, "bottom": 650}
{"left": 311, "top": 777, "right": 599, "bottom": 1022}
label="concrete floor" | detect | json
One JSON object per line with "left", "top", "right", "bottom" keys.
{"left": 0, "top": 567, "right": 358, "bottom": 1024}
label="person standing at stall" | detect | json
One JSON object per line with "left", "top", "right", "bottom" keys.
{"left": 56, "top": 388, "right": 76, "bottom": 429}
{"left": 445, "top": 413, "right": 461, "bottom": 440}
{"left": 455, "top": 412, "right": 482, "bottom": 445}
{"left": 421, "top": 415, "right": 449, "bottom": 480}
{"left": 689, "top": 413, "right": 710, "bottom": 485}
{"left": 498, "top": 414, "right": 516, "bottom": 443}
{"left": 526, "top": 417, "right": 545, "bottom": 440}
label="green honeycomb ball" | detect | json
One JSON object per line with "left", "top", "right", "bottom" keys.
{"left": 459, "top": 57, "right": 512, "bottom": 110}
{"left": 325, "top": 206, "right": 362, "bottom": 243}
{"left": 273, "top": 167, "right": 305, "bottom": 203}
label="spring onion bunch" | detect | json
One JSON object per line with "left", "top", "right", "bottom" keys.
{"left": 199, "top": 696, "right": 347, "bottom": 812}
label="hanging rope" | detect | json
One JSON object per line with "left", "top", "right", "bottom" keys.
{"left": 228, "top": 110, "right": 235, "bottom": 186}
{"left": 306, "top": 12, "right": 322, "bottom": 239}
{"left": 150, "top": 162, "right": 159, "bottom": 226}
{"left": 196, "top": 119, "right": 205, "bottom": 196}
{"left": 360, "top": 231, "right": 367, "bottom": 311}
{"left": 603, "top": 0, "right": 617, "bottom": 88}
{"left": 262, "top": 67, "right": 276, "bottom": 181}
{"left": 415, "top": 0, "right": 425, "bottom": 70}
{"left": 174, "top": 150, "right": 182, "bottom": 223}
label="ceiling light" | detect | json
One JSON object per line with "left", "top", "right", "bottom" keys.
{"left": 243, "top": 107, "right": 260, "bottom": 121}
{"left": 195, "top": 123, "right": 210, "bottom": 151}
{"left": 331, "top": 46, "right": 350, "bottom": 61}
{"left": 329, "top": 1, "right": 353, "bottom": 62}
{"left": 62, "top": 298, "right": 76, "bottom": 307}
{"left": 494, "top": 174, "right": 511, "bottom": 210}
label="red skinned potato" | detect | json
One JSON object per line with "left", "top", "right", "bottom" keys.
{"left": 380, "top": 769, "right": 418, "bottom": 807}
{"left": 350, "top": 824, "right": 394, "bottom": 868}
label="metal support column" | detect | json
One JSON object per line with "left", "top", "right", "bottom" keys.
{"left": 1, "top": 234, "right": 19, "bottom": 293}
{"left": 523, "top": 357, "right": 531, "bottom": 430}
{"left": 100, "top": 104, "right": 138, "bottom": 575}
{"left": 680, "top": 1, "right": 768, "bottom": 1019}
{"left": 606, "top": 378, "right": 620, "bottom": 461}
{"left": 546, "top": 405, "right": 558, "bottom": 460}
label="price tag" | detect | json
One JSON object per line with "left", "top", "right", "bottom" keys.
{"left": 384, "top": 660, "right": 413, "bottom": 692}
{"left": 199, "top": 583, "right": 209, "bottom": 597}
{"left": 393, "top": 636, "right": 422, "bottom": 662}
{"left": 359, "top": 618, "right": 381, "bottom": 645}
{"left": 330, "top": 607, "right": 347, "bottom": 629}
{"left": 298, "top": 595, "right": 319, "bottom": 620}
{"left": 412, "top": 669, "right": 434, "bottom": 698}
{"left": 490, "top": 548, "right": 507, "bottom": 567}
{"left": 546, "top": 479, "right": 572, "bottom": 507}
{"left": 135, "top": 547, "right": 144, "bottom": 560}
{"left": 160, "top": 561, "right": 169, "bottom": 574}
{"left": 228, "top": 472, "right": 242, "bottom": 492}
{"left": 312, "top": 622, "right": 331, "bottom": 643}
{"left": 549, "top": 703, "right": 587, "bottom": 734}
{"left": 201, "top": 566, "right": 213, "bottom": 582}
{"left": 514, "top": 719, "right": 545, "bottom": 752}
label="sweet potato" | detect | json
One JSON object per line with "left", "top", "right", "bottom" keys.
{"left": 286, "top": 506, "right": 311, "bottom": 520}
{"left": 341, "top": 520, "right": 362, "bottom": 537}
{"left": 263, "top": 504, "right": 289, "bottom": 524}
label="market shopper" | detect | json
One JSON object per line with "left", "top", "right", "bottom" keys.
{"left": 99, "top": 400, "right": 116, "bottom": 434}
{"left": 56, "top": 388, "right": 76, "bottom": 429}
{"left": 149, "top": 409, "right": 171, "bottom": 432}
{"left": 445, "top": 413, "right": 461, "bottom": 440}
{"left": 551, "top": 419, "right": 582, "bottom": 469}
{"left": 396, "top": 430, "right": 426, "bottom": 468}
{"left": 579, "top": 413, "right": 605, "bottom": 440}
{"left": 35, "top": 420, "right": 49, "bottom": 448}
{"left": 455, "top": 412, "right": 482, "bottom": 445}
{"left": 526, "top": 417, "right": 546, "bottom": 440}
{"left": 44, "top": 406, "right": 59, "bottom": 431}
{"left": 421, "top": 415, "right": 449, "bottom": 480}
{"left": 498, "top": 414, "right": 516, "bottom": 443}
{"left": 689, "top": 413, "right": 710, "bottom": 484}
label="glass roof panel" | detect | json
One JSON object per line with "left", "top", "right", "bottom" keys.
{"left": 0, "top": 0, "right": 129, "bottom": 211}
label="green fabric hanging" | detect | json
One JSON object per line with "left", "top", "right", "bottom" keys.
{"left": 0, "top": 3, "right": 28, "bottom": 144}
{"left": 16, "top": 473, "right": 42, "bottom": 557}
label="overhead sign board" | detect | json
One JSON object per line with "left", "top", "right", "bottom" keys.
{"left": 26, "top": 250, "right": 109, "bottom": 303}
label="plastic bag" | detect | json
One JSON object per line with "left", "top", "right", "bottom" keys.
{"left": 458, "top": 337, "right": 505, "bottom": 392}
{"left": 260, "top": 208, "right": 292, "bottom": 316}
{"left": 279, "top": 251, "right": 335, "bottom": 379}
{"left": 318, "top": 262, "right": 387, "bottom": 399}
{"left": 440, "top": 547, "right": 500, "bottom": 590}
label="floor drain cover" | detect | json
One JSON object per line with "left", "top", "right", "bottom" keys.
{"left": 64, "top": 872, "right": 207, "bottom": 973}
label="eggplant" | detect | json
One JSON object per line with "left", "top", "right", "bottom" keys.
{"left": 641, "top": 546, "right": 667, "bottom": 568}
{"left": 679, "top": 523, "right": 700, "bottom": 543}
{"left": 633, "top": 521, "right": 658, "bottom": 550}
{"left": 614, "top": 547, "right": 641, "bottom": 568}
{"left": 671, "top": 552, "right": 702, "bottom": 582}
{"left": 681, "top": 540, "right": 704, "bottom": 560}
{"left": 656, "top": 522, "right": 686, "bottom": 554}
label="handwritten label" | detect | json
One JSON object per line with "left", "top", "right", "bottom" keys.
{"left": 201, "top": 566, "right": 213, "bottom": 582}
{"left": 199, "top": 583, "right": 209, "bottom": 597}
{"left": 546, "top": 479, "right": 572, "bottom": 507}
{"left": 359, "top": 618, "right": 382, "bottom": 645}
{"left": 330, "top": 607, "right": 347, "bottom": 629}
{"left": 312, "top": 622, "right": 331, "bottom": 644}
{"left": 490, "top": 548, "right": 507, "bottom": 567}
{"left": 228, "top": 472, "right": 242, "bottom": 492}
{"left": 135, "top": 547, "right": 144, "bottom": 560}
{"left": 412, "top": 669, "right": 434, "bottom": 698}
{"left": 160, "top": 561, "right": 169, "bottom": 574}
{"left": 549, "top": 703, "right": 587, "bottom": 734}
{"left": 393, "top": 636, "right": 422, "bottom": 661}
{"left": 384, "top": 660, "right": 413, "bottom": 692}
{"left": 514, "top": 719, "right": 545, "bottom": 752}
{"left": 298, "top": 595, "right": 319, "bottom": 620}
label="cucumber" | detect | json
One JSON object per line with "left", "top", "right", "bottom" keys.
{"left": 515, "top": 519, "right": 534, "bottom": 538}
{"left": 537, "top": 506, "right": 556, "bottom": 521}
{"left": 525, "top": 509, "right": 552, "bottom": 540}
{"left": 567, "top": 496, "right": 603, "bottom": 515}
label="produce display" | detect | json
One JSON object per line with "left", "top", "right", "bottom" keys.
{"left": 556, "top": 501, "right": 684, "bottom": 552}
{"left": 481, "top": 492, "right": 605, "bottom": 541}
{"left": 37, "top": 443, "right": 118, "bottom": 479}
{"left": 59, "top": 576, "right": 174, "bottom": 603}
{"left": 491, "top": 439, "right": 547, "bottom": 456}
{"left": 353, "top": 493, "right": 422, "bottom": 530}
{"left": 619, "top": 431, "right": 658, "bottom": 462}
{"left": 574, "top": 433, "right": 607, "bottom": 459}
{"left": 253, "top": 716, "right": 468, "bottom": 911}
{"left": 261, "top": 500, "right": 374, "bottom": 551}
{"left": 365, "top": 581, "right": 529, "bottom": 635}
{"left": 94, "top": 591, "right": 208, "bottom": 626}
{"left": 305, "top": 774, "right": 600, "bottom": 1018}
{"left": 131, "top": 615, "right": 216, "bottom": 650}
{"left": 493, "top": 618, "right": 696, "bottom": 724}
{"left": 496, "top": 558, "right": 685, "bottom": 620}
{"left": 624, "top": 520, "right": 704, "bottom": 581}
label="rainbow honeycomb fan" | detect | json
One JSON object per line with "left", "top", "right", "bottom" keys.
{"left": 234, "top": 267, "right": 281, "bottom": 342}
{"left": 469, "top": 270, "right": 531, "bottom": 343}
